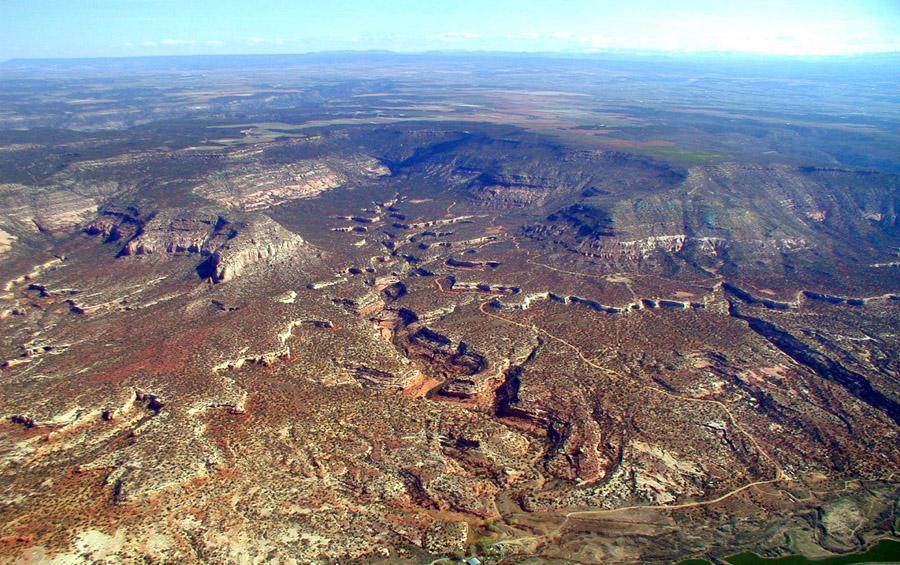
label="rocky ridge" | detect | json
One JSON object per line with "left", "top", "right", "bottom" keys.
{"left": 86, "top": 205, "right": 309, "bottom": 283}
{"left": 194, "top": 154, "right": 389, "bottom": 211}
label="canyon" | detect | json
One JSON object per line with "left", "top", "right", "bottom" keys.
{"left": 0, "top": 53, "right": 897, "bottom": 564}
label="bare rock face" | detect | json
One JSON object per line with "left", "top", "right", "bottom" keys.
{"left": 83, "top": 205, "right": 143, "bottom": 242}
{"left": 524, "top": 163, "right": 899, "bottom": 280}
{"left": 121, "top": 210, "right": 224, "bottom": 257}
{"left": 86, "top": 205, "right": 307, "bottom": 283}
{"left": 0, "top": 183, "right": 98, "bottom": 234}
{"left": 0, "top": 228, "right": 15, "bottom": 256}
{"left": 194, "top": 154, "right": 389, "bottom": 211}
{"left": 204, "top": 216, "right": 307, "bottom": 283}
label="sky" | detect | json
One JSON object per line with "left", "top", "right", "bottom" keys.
{"left": 2, "top": 0, "right": 900, "bottom": 60}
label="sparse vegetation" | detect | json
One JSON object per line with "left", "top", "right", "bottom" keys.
{"left": 0, "top": 52, "right": 897, "bottom": 565}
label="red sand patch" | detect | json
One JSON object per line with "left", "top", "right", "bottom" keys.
{"left": 87, "top": 323, "right": 217, "bottom": 385}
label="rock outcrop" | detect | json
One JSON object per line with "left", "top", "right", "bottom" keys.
{"left": 201, "top": 216, "right": 307, "bottom": 283}
{"left": 194, "top": 154, "right": 389, "bottom": 211}
{"left": 86, "top": 205, "right": 308, "bottom": 283}
{"left": 523, "top": 163, "right": 899, "bottom": 281}
{"left": 0, "top": 183, "right": 99, "bottom": 234}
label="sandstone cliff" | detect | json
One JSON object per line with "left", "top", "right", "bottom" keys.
{"left": 86, "top": 205, "right": 308, "bottom": 283}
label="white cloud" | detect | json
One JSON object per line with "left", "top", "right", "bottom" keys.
{"left": 437, "top": 31, "right": 479, "bottom": 41}
{"left": 140, "top": 41, "right": 158, "bottom": 48}
{"left": 205, "top": 40, "right": 225, "bottom": 46}
{"left": 587, "top": 34, "right": 609, "bottom": 49}
{"left": 248, "top": 36, "right": 267, "bottom": 45}
{"left": 160, "top": 38, "right": 192, "bottom": 46}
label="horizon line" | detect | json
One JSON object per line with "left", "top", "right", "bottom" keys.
{"left": 4, "top": 48, "right": 900, "bottom": 65}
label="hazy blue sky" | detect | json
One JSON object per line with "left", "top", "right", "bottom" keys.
{"left": 3, "top": 0, "right": 899, "bottom": 60}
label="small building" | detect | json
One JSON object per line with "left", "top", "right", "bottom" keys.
{"left": 466, "top": 558, "right": 481, "bottom": 565}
